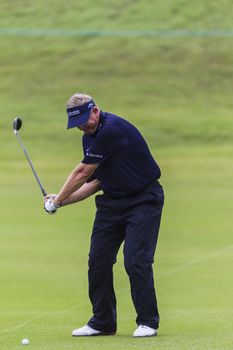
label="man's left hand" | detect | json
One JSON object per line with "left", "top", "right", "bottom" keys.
{"left": 44, "top": 198, "right": 59, "bottom": 215}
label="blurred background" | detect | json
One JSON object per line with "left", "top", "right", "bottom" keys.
{"left": 0, "top": 1, "right": 233, "bottom": 349}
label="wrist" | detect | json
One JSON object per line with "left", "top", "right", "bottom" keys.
{"left": 54, "top": 200, "right": 62, "bottom": 208}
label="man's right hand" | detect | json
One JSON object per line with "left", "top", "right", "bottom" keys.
{"left": 44, "top": 193, "right": 57, "bottom": 202}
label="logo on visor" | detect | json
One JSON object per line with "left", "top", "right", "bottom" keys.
{"left": 68, "top": 110, "right": 80, "bottom": 117}
{"left": 88, "top": 103, "right": 94, "bottom": 108}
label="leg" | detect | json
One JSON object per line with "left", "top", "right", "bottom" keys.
{"left": 87, "top": 206, "right": 125, "bottom": 333}
{"left": 123, "top": 196, "right": 163, "bottom": 330}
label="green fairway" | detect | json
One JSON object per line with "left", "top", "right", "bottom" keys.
{"left": 1, "top": 1, "right": 233, "bottom": 349}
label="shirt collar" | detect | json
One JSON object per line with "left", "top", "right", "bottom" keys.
{"left": 89, "top": 111, "right": 105, "bottom": 137}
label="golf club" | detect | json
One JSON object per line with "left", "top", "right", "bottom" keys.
{"left": 13, "top": 117, "right": 47, "bottom": 197}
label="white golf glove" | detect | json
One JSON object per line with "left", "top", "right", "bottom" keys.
{"left": 44, "top": 198, "right": 60, "bottom": 215}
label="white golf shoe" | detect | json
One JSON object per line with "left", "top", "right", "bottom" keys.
{"left": 72, "top": 325, "right": 116, "bottom": 336}
{"left": 133, "top": 325, "right": 158, "bottom": 337}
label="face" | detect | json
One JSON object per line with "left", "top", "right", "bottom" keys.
{"left": 77, "top": 107, "right": 100, "bottom": 135}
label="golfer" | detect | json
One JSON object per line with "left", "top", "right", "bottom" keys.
{"left": 44, "top": 93, "right": 164, "bottom": 337}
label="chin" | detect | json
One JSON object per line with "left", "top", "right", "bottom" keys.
{"left": 84, "top": 130, "right": 94, "bottom": 135}
{"left": 85, "top": 127, "right": 97, "bottom": 135}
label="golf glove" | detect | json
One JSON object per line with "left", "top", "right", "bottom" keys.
{"left": 44, "top": 199, "right": 58, "bottom": 215}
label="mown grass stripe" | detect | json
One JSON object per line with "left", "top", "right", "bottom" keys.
{"left": 0, "top": 28, "right": 233, "bottom": 37}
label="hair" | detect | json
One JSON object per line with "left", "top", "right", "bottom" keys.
{"left": 66, "top": 93, "right": 93, "bottom": 108}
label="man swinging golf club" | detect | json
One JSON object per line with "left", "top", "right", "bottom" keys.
{"left": 44, "top": 93, "right": 164, "bottom": 337}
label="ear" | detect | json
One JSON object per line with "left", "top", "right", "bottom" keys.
{"left": 93, "top": 106, "right": 99, "bottom": 113}
{"left": 93, "top": 106, "right": 100, "bottom": 118}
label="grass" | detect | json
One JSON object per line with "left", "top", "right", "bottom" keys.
{"left": 1, "top": 145, "right": 233, "bottom": 350}
{"left": 0, "top": 0, "right": 233, "bottom": 30}
{"left": 0, "top": 1, "right": 233, "bottom": 349}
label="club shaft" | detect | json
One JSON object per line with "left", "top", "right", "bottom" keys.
{"left": 15, "top": 132, "right": 47, "bottom": 196}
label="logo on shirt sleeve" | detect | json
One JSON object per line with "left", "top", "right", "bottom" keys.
{"left": 86, "top": 150, "right": 103, "bottom": 159}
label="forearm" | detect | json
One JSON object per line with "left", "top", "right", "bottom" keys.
{"left": 62, "top": 179, "right": 101, "bottom": 206}
{"left": 54, "top": 163, "right": 97, "bottom": 205}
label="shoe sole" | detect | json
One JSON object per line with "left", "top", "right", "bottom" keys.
{"left": 72, "top": 331, "right": 116, "bottom": 337}
{"left": 133, "top": 332, "right": 157, "bottom": 338}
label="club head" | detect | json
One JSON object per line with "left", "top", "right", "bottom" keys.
{"left": 13, "top": 117, "right": 22, "bottom": 134}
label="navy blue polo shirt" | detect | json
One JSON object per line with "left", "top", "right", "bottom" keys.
{"left": 82, "top": 112, "right": 161, "bottom": 198}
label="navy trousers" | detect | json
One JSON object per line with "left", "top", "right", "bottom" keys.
{"left": 87, "top": 181, "right": 164, "bottom": 333}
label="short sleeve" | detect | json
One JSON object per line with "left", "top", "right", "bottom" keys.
{"left": 82, "top": 126, "right": 128, "bottom": 164}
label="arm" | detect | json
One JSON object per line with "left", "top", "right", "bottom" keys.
{"left": 54, "top": 162, "right": 98, "bottom": 206}
{"left": 62, "top": 179, "right": 101, "bottom": 206}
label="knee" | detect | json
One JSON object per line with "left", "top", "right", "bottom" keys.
{"left": 88, "top": 253, "right": 116, "bottom": 271}
{"left": 124, "top": 254, "right": 153, "bottom": 275}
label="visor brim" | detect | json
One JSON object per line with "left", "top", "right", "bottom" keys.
{"left": 67, "top": 111, "right": 91, "bottom": 129}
